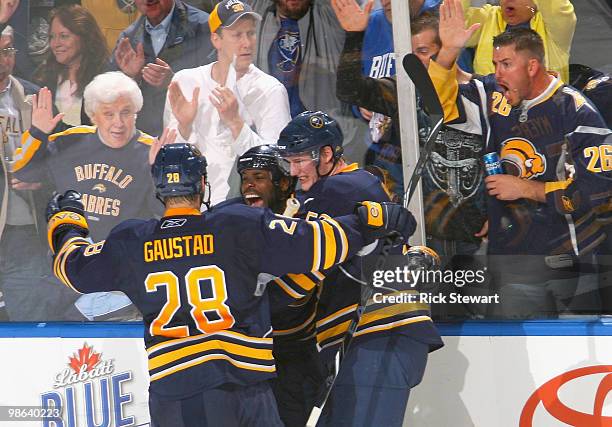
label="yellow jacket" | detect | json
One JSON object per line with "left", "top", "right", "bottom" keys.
{"left": 462, "top": 0, "right": 576, "bottom": 82}
{"left": 80, "top": 0, "right": 140, "bottom": 51}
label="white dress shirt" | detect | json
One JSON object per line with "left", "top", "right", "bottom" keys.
{"left": 164, "top": 62, "right": 291, "bottom": 205}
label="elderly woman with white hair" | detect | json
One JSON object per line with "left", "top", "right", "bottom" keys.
{"left": 11, "top": 71, "right": 175, "bottom": 320}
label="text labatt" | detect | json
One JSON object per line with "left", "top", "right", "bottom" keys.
{"left": 40, "top": 344, "right": 136, "bottom": 427}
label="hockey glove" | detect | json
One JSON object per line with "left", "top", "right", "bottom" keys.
{"left": 46, "top": 190, "right": 89, "bottom": 254}
{"left": 356, "top": 201, "right": 416, "bottom": 245}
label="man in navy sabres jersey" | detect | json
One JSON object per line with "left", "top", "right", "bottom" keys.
{"left": 278, "top": 111, "right": 443, "bottom": 427}
{"left": 429, "top": 0, "right": 612, "bottom": 318}
{"left": 233, "top": 144, "right": 325, "bottom": 427}
{"left": 45, "top": 143, "right": 416, "bottom": 427}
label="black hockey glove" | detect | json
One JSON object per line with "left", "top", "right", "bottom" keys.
{"left": 46, "top": 190, "right": 89, "bottom": 254}
{"left": 356, "top": 201, "right": 416, "bottom": 245}
{"left": 46, "top": 190, "right": 85, "bottom": 220}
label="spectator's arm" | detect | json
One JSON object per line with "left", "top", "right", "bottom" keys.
{"left": 11, "top": 126, "right": 54, "bottom": 182}
{"left": 163, "top": 72, "right": 200, "bottom": 143}
{"left": 233, "top": 84, "right": 292, "bottom": 155}
{"left": 429, "top": 61, "right": 461, "bottom": 123}
{"left": 461, "top": 1, "right": 494, "bottom": 47}
{"left": 336, "top": 31, "right": 398, "bottom": 118}
{"left": 535, "top": 0, "right": 576, "bottom": 52}
{"left": 431, "top": 0, "right": 482, "bottom": 123}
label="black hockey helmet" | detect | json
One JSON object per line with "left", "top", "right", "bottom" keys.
{"left": 277, "top": 111, "right": 344, "bottom": 160}
{"left": 237, "top": 145, "right": 290, "bottom": 184}
{"left": 151, "top": 143, "right": 207, "bottom": 199}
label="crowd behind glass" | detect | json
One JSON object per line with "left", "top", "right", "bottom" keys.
{"left": 0, "top": 0, "right": 610, "bottom": 322}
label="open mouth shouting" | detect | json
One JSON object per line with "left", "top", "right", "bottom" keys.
{"left": 244, "top": 193, "right": 265, "bottom": 207}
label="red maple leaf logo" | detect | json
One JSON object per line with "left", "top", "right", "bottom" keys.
{"left": 68, "top": 343, "right": 101, "bottom": 373}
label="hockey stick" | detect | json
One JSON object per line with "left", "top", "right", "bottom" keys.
{"left": 401, "top": 53, "right": 445, "bottom": 205}
{"left": 306, "top": 54, "right": 444, "bottom": 427}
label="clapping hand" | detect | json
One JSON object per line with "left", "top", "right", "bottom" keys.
{"left": 31, "top": 87, "right": 64, "bottom": 134}
{"left": 168, "top": 81, "right": 200, "bottom": 139}
{"left": 149, "top": 127, "right": 178, "bottom": 165}
{"left": 210, "top": 86, "right": 243, "bottom": 137}
{"left": 114, "top": 38, "right": 145, "bottom": 79}
{"left": 143, "top": 58, "right": 174, "bottom": 88}
{"left": 331, "top": 0, "right": 374, "bottom": 32}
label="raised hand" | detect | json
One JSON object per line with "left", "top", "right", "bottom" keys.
{"left": 31, "top": 87, "right": 64, "bottom": 134}
{"left": 439, "top": 0, "right": 480, "bottom": 51}
{"left": 114, "top": 38, "right": 145, "bottom": 79}
{"left": 149, "top": 127, "right": 178, "bottom": 165}
{"left": 143, "top": 58, "right": 174, "bottom": 88}
{"left": 331, "top": 0, "right": 374, "bottom": 32}
{"left": 168, "top": 81, "right": 200, "bottom": 139}
{"left": 210, "top": 86, "right": 243, "bottom": 138}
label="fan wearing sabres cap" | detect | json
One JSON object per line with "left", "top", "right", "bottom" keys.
{"left": 164, "top": 0, "right": 291, "bottom": 206}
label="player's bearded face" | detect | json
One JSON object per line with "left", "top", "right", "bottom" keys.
{"left": 90, "top": 96, "right": 137, "bottom": 148}
{"left": 240, "top": 169, "right": 277, "bottom": 208}
{"left": 493, "top": 45, "right": 531, "bottom": 106}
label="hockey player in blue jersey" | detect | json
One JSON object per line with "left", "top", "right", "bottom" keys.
{"left": 234, "top": 145, "right": 326, "bottom": 426}
{"left": 278, "top": 111, "right": 443, "bottom": 427}
{"left": 429, "top": 0, "right": 612, "bottom": 318}
{"left": 45, "top": 142, "right": 416, "bottom": 427}
{"left": 236, "top": 144, "right": 296, "bottom": 213}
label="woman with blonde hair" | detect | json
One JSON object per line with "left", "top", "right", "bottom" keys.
{"left": 32, "top": 5, "right": 109, "bottom": 126}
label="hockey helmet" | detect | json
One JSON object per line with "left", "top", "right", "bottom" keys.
{"left": 277, "top": 111, "right": 344, "bottom": 160}
{"left": 237, "top": 145, "right": 290, "bottom": 183}
{"left": 151, "top": 143, "right": 207, "bottom": 199}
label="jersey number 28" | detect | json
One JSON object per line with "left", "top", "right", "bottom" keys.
{"left": 145, "top": 265, "right": 235, "bottom": 338}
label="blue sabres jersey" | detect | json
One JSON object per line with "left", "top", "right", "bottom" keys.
{"left": 282, "top": 164, "right": 442, "bottom": 361}
{"left": 213, "top": 197, "right": 320, "bottom": 348}
{"left": 13, "top": 126, "right": 162, "bottom": 240}
{"left": 52, "top": 204, "right": 367, "bottom": 399}
{"left": 430, "top": 61, "right": 612, "bottom": 257}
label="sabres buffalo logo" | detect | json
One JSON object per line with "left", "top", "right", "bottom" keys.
{"left": 309, "top": 115, "right": 324, "bottom": 129}
{"left": 225, "top": 0, "right": 245, "bottom": 11}
{"left": 500, "top": 138, "right": 546, "bottom": 179}
{"left": 92, "top": 183, "right": 107, "bottom": 193}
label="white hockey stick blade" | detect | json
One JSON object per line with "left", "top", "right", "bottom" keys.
{"left": 306, "top": 406, "right": 323, "bottom": 427}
